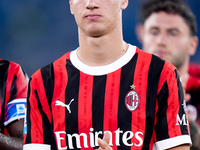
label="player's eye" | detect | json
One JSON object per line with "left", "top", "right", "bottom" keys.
{"left": 149, "top": 30, "right": 159, "bottom": 36}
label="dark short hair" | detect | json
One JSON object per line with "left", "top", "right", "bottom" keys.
{"left": 139, "top": 0, "right": 197, "bottom": 36}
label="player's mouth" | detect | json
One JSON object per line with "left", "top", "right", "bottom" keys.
{"left": 154, "top": 50, "right": 168, "bottom": 57}
{"left": 85, "top": 14, "right": 101, "bottom": 20}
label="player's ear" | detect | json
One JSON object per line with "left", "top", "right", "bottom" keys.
{"left": 189, "top": 36, "right": 198, "bottom": 56}
{"left": 135, "top": 23, "right": 144, "bottom": 44}
{"left": 69, "top": 0, "right": 74, "bottom": 15}
{"left": 121, "top": 0, "right": 128, "bottom": 10}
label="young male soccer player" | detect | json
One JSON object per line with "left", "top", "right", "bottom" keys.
{"left": 23, "top": 0, "right": 191, "bottom": 149}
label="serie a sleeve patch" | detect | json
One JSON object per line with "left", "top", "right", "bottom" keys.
{"left": 4, "top": 98, "right": 26, "bottom": 126}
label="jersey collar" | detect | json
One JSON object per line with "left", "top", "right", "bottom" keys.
{"left": 70, "top": 44, "right": 136, "bottom": 76}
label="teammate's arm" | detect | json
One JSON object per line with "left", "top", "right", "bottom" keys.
{"left": 0, "top": 63, "right": 28, "bottom": 150}
{"left": 0, "top": 119, "right": 24, "bottom": 150}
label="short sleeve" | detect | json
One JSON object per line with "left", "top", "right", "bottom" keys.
{"left": 153, "top": 64, "right": 192, "bottom": 149}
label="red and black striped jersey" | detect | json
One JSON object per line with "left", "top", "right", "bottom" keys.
{"left": 0, "top": 59, "right": 28, "bottom": 135}
{"left": 23, "top": 45, "right": 191, "bottom": 150}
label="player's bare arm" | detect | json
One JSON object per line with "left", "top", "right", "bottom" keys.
{"left": 0, "top": 119, "right": 24, "bottom": 150}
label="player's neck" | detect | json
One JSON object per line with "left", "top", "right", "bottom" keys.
{"left": 178, "top": 58, "right": 190, "bottom": 77}
{"left": 178, "top": 59, "right": 190, "bottom": 88}
{"left": 77, "top": 31, "right": 128, "bottom": 66}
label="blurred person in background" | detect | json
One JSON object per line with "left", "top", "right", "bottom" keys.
{"left": 0, "top": 59, "right": 28, "bottom": 150}
{"left": 136, "top": 0, "right": 200, "bottom": 149}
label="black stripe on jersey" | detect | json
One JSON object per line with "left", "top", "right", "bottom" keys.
{"left": 65, "top": 59, "right": 80, "bottom": 148}
{"left": 175, "top": 69, "right": 189, "bottom": 135}
{"left": 25, "top": 79, "right": 32, "bottom": 143}
{"left": 155, "top": 81, "right": 169, "bottom": 141}
{"left": 117, "top": 53, "right": 138, "bottom": 149}
{"left": 143, "top": 55, "right": 165, "bottom": 149}
{"left": 92, "top": 75, "right": 106, "bottom": 141}
{"left": 35, "top": 89, "right": 51, "bottom": 144}
{"left": 0, "top": 60, "right": 9, "bottom": 134}
{"left": 9, "top": 75, "right": 17, "bottom": 101}
{"left": 40, "top": 64, "right": 57, "bottom": 149}
{"left": 41, "top": 64, "right": 54, "bottom": 110}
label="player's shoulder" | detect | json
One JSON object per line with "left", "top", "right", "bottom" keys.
{"left": 136, "top": 47, "right": 162, "bottom": 61}
{"left": 31, "top": 51, "right": 71, "bottom": 81}
{"left": 136, "top": 47, "right": 176, "bottom": 71}
{"left": 0, "top": 58, "right": 21, "bottom": 68}
{"left": 136, "top": 48, "right": 178, "bottom": 83}
{"left": 0, "top": 59, "right": 25, "bottom": 76}
{"left": 53, "top": 51, "right": 71, "bottom": 66}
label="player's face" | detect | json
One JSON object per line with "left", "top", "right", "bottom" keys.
{"left": 69, "top": 0, "right": 128, "bottom": 37}
{"left": 141, "top": 11, "right": 196, "bottom": 69}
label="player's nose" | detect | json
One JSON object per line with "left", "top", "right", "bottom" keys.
{"left": 85, "top": 0, "right": 100, "bottom": 10}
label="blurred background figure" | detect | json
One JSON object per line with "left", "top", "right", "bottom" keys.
{"left": 136, "top": 0, "right": 200, "bottom": 149}
{"left": 0, "top": 59, "right": 28, "bottom": 150}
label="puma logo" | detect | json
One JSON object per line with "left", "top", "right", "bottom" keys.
{"left": 55, "top": 99, "right": 74, "bottom": 113}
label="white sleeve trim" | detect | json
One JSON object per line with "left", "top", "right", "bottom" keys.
{"left": 4, "top": 116, "right": 25, "bottom": 126}
{"left": 4, "top": 98, "right": 26, "bottom": 126}
{"left": 23, "top": 144, "right": 50, "bottom": 150}
{"left": 7, "top": 98, "right": 26, "bottom": 104}
{"left": 154, "top": 135, "right": 192, "bottom": 150}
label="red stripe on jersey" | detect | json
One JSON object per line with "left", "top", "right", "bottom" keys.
{"left": 23, "top": 133, "right": 27, "bottom": 144}
{"left": 35, "top": 72, "right": 51, "bottom": 124}
{"left": 15, "top": 65, "right": 27, "bottom": 98}
{"left": 78, "top": 72, "right": 93, "bottom": 148}
{"left": 29, "top": 72, "right": 44, "bottom": 143}
{"left": 52, "top": 55, "right": 68, "bottom": 148}
{"left": 104, "top": 69, "right": 121, "bottom": 149}
{"left": 131, "top": 48, "right": 152, "bottom": 149}
{"left": 5, "top": 62, "right": 15, "bottom": 103}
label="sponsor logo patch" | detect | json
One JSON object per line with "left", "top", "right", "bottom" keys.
{"left": 16, "top": 104, "right": 25, "bottom": 114}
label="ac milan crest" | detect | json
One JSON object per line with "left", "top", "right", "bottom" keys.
{"left": 125, "top": 90, "right": 140, "bottom": 112}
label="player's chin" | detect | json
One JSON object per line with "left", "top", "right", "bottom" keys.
{"left": 87, "top": 30, "right": 105, "bottom": 37}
